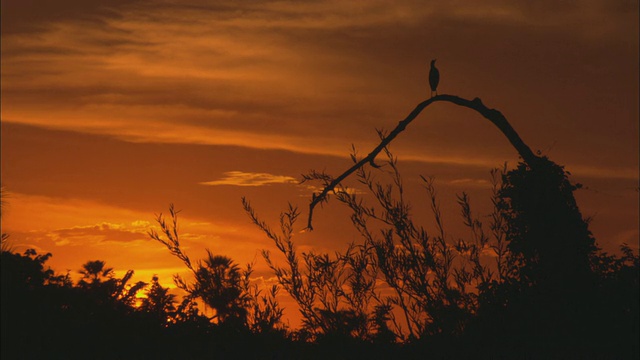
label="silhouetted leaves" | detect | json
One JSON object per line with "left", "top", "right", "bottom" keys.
{"left": 247, "top": 147, "right": 639, "bottom": 358}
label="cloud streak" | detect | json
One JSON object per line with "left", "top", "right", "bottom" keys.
{"left": 3, "top": 0, "right": 636, "bottom": 176}
{"left": 200, "top": 171, "right": 298, "bottom": 187}
{"left": 48, "top": 222, "right": 148, "bottom": 245}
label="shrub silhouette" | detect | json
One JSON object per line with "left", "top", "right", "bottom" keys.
{"left": 149, "top": 204, "right": 285, "bottom": 332}
{"left": 2, "top": 163, "right": 637, "bottom": 359}
{"left": 139, "top": 274, "right": 177, "bottom": 323}
{"left": 246, "top": 150, "right": 638, "bottom": 358}
{"left": 1, "top": 250, "right": 166, "bottom": 358}
{"left": 245, "top": 149, "right": 504, "bottom": 345}
{"left": 463, "top": 159, "right": 639, "bottom": 358}
{"left": 244, "top": 91, "right": 639, "bottom": 357}
{"left": 193, "top": 251, "right": 249, "bottom": 325}
{"left": 498, "top": 157, "right": 597, "bottom": 287}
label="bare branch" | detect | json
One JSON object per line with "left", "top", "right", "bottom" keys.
{"left": 306, "top": 94, "right": 539, "bottom": 230}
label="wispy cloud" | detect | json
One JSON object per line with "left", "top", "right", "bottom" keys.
{"left": 200, "top": 171, "right": 298, "bottom": 187}
{"left": 48, "top": 222, "right": 148, "bottom": 245}
{"left": 2, "top": 0, "right": 636, "bottom": 176}
{"left": 0, "top": 192, "right": 276, "bottom": 283}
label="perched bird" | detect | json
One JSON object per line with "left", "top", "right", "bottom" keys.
{"left": 429, "top": 59, "right": 440, "bottom": 98}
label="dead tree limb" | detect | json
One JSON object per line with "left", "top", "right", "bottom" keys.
{"left": 305, "top": 94, "right": 539, "bottom": 230}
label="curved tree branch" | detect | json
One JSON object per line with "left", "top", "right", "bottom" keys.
{"left": 305, "top": 94, "right": 540, "bottom": 230}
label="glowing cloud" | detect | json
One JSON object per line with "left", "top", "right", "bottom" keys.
{"left": 200, "top": 171, "right": 298, "bottom": 187}
{"left": 48, "top": 222, "right": 149, "bottom": 245}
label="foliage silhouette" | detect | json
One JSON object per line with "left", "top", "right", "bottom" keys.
{"left": 245, "top": 148, "right": 508, "bottom": 344}
{"left": 247, "top": 147, "right": 638, "bottom": 357}
{"left": 79, "top": 259, "right": 114, "bottom": 282}
{"left": 2, "top": 250, "right": 161, "bottom": 358}
{"left": 193, "top": 250, "right": 249, "bottom": 325}
{"left": 243, "top": 198, "right": 387, "bottom": 342}
{"left": 1, "top": 246, "right": 299, "bottom": 359}
{"left": 149, "top": 204, "right": 286, "bottom": 332}
{"left": 2, "top": 161, "right": 637, "bottom": 359}
{"left": 462, "top": 159, "right": 639, "bottom": 358}
{"left": 244, "top": 89, "right": 639, "bottom": 358}
{"left": 139, "top": 274, "right": 177, "bottom": 323}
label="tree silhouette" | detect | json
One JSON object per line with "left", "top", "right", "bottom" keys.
{"left": 1, "top": 249, "right": 163, "bottom": 358}
{"left": 140, "top": 274, "right": 176, "bottom": 323}
{"left": 78, "top": 259, "right": 146, "bottom": 307}
{"left": 79, "top": 260, "right": 114, "bottom": 283}
{"left": 149, "top": 205, "right": 285, "bottom": 331}
{"left": 461, "top": 160, "right": 638, "bottom": 358}
{"left": 2, "top": 222, "right": 293, "bottom": 359}
{"left": 498, "top": 159, "right": 596, "bottom": 285}
{"left": 193, "top": 251, "right": 248, "bottom": 325}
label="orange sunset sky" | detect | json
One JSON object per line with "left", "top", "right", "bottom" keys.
{"left": 1, "top": 1, "right": 638, "bottom": 326}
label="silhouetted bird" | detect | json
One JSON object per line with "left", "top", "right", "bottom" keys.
{"left": 429, "top": 59, "right": 439, "bottom": 97}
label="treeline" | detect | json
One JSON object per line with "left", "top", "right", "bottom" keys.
{"left": 0, "top": 249, "right": 297, "bottom": 359}
{"left": 1, "top": 156, "right": 639, "bottom": 359}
